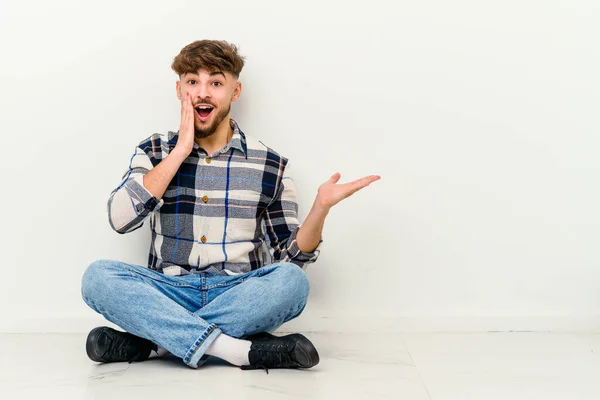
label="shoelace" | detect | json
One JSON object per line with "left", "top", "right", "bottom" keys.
{"left": 109, "top": 333, "right": 146, "bottom": 363}
{"left": 250, "top": 342, "right": 296, "bottom": 373}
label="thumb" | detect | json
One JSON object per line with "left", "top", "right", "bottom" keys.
{"left": 329, "top": 172, "right": 341, "bottom": 183}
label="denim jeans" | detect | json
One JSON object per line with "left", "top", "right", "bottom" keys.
{"left": 80, "top": 259, "right": 310, "bottom": 368}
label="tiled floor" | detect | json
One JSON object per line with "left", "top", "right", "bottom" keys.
{"left": 1, "top": 332, "right": 600, "bottom": 399}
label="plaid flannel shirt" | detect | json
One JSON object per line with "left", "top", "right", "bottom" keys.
{"left": 107, "top": 119, "right": 322, "bottom": 276}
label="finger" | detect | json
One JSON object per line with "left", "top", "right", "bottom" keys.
{"left": 180, "top": 92, "right": 186, "bottom": 117}
{"left": 344, "top": 186, "right": 363, "bottom": 199}
{"left": 348, "top": 177, "right": 370, "bottom": 187}
{"left": 182, "top": 92, "right": 189, "bottom": 120}
{"left": 355, "top": 175, "right": 380, "bottom": 186}
{"left": 347, "top": 179, "right": 373, "bottom": 193}
{"left": 350, "top": 183, "right": 369, "bottom": 196}
{"left": 366, "top": 175, "right": 380, "bottom": 185}
{"left": 187, "top": 93, "right": 195, "bottom": 122}
{"left": 183, "top": 92, "right": 192, "bottom": 116}
{"left": 186, "top": 92, "right": 193, "bottom": 114}
{"left": 329, "top": 172, "right": 341, "bottom": 183}
{"left": 341, "top": 176, "right": 380, "bottom": 199}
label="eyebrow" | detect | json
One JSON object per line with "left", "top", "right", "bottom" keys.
{"left": 186, "top": 71, "right": 227, "bottom": 80}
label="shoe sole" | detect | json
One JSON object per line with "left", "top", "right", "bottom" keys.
{"left": 290, "top": 334, "right": 320, "bottom": 368}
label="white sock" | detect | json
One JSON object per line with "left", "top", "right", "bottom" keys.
{"left": 205, "top": 333, "right": 251, "bottom": 366}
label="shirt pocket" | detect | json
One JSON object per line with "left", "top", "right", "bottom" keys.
{"left": 158, "top": 185, "right": 192, "bottom": 238}
{"left": 158, "top": 211, "right": 190, "bottom": 237}
{"left": 225, "top": 190, "right": 263, "bottom": 242}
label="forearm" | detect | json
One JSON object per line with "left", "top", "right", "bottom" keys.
{"left": 296, "top": 199, "right": 329, "bottom": 253}
{"left": 143, "top": 148, "right": 188, "bottom": 200}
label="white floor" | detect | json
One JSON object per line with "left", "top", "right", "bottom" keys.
{"left": 1, "top": 332, "right": 600, "bottom": 399}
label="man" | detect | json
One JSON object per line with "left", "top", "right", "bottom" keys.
{"left": 81, "top": 40, "right": 380, "bottom": 372}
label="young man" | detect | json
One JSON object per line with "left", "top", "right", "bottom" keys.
{"left": 81, "top": 40, "right": 380, "bottom": 371}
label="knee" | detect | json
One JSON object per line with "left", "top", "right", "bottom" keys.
{"left": 81, "top": 259, "right": 118, "bottom": 301}
{"left": 272, "top": 262, "right": 310, "bottom": 306}
{"left": 223, "top": 263, "right": 310, "bottom": 338}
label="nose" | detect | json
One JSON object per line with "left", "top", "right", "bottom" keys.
{"left": 194, "top": 82, "right": 212, "bottom": 103}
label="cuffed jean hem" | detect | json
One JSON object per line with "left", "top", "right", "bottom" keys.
{"left": 184, "top": 323, "right": 222, "bottom": 368}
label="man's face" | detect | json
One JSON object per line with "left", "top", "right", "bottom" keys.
{"left": 176, "top": 69, "right": 241, "bottom": 139}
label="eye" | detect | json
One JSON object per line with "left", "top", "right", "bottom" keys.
{"left": 187, "top": 79, "right": 196, "bottom": 85}
{"left": 213, "top": 82, "right": 223, "bottom": 87}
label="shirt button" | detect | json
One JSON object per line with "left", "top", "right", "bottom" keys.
{"left": 206, "top": 157, "right": 211, "bottom": 164}
{"left": 202, "top": 195, "right": 208, "bottom": 203}
{"left": 201, "top": 235, "right": 207, "bottom": 243}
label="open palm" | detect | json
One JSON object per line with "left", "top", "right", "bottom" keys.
{"left": 316, "top": 172, "right": 381, "bottom": 209}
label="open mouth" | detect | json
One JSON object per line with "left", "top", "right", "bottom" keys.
{"left": 194, "top": 105, "right": 214, "bottom": 120}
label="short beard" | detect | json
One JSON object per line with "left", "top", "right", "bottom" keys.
{"left": 194, "top": 103, "right": 231, "bottom": 139}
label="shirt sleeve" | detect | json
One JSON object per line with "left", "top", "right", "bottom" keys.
{"left": 107, "top": 138, "right": 164, "bottom": 234}
{"left": 261, "top": 159, "right": 323, "bottom": 270}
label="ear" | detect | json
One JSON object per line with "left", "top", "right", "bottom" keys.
{"left": 231, "top": 81, "right": 242, "bottom": 102}
{"left": 175, "top": 80, "right": 182, "bottom": 100}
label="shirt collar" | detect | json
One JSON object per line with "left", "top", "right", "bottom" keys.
{"left": 223, "top": 118, "right": 248, "bottom": 158}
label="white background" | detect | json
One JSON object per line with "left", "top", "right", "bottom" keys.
{"left": 0, "top": 0, "right": 598, "bottom": 333}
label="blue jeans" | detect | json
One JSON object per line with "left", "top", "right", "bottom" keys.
{"left": 80, "top": 259, "right": 310, "bottom": 368}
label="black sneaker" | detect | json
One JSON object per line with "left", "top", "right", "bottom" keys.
{"left": 86, "top": 326, "right": 157, "bottom": 364}
{"left": 240, "top": 332, "right": 319, "bottom": 373}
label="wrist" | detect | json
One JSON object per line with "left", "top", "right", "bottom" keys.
{"left": 312, "top": 198, "right": 331, "bottom": 215}
{"left": 171, "top": 147, "right": 191, "bottom": 161}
